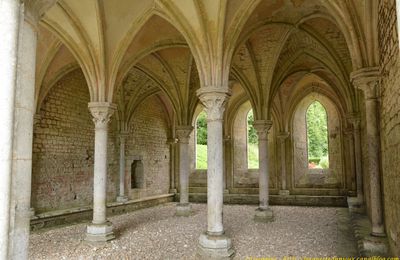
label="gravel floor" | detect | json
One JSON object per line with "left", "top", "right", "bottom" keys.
{"left": 29, "top": 203, "right": 357, "bottom": 259}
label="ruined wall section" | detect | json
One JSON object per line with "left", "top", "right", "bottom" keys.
{"left": 378, "top": 0, "right": 400, "bottom": 254}
{"left": 125, "top": 95, "right": 170, "bottom": 198}
{"left": 32, "top": 69, "right": 118, "bottom": 213}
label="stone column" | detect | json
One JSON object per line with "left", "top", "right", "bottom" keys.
{"left": 175, "top": 126, "right": 193, "bottom": 216}
{"left": 347, "top": 115, "right": 364, "bottom": 209}
{"left": 196, "top": 87, "right": 234, "bottom": 259}
{"left": 351, "top": 67, "right": 385, "bottom": 236}
{"left": 277, "top": 132, "right": 290, "bottom": 196}
{"left": 117, "top": 132, "right": 128, "bottom": 202}
{"left": 0, "top": 1, "right": 21, "bottom": 259}
{"left": 86, "top": 102, "right": 116, "bottom": 242}
{"left": 9, "top": 6, "right": 40, "bottom": 259}
{"left": 253, "top": 120, "right": 274, "bottom": 222}
{"left": 167, "top": 138, "right": 178, "bottom": 193}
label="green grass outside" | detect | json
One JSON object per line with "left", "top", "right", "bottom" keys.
{"left": 196, "top": 143, "right": 259, "bottom": 169}
{"left": 196, "top": 144, "right": 208, "bottom": 169}
{"left": 247, "top": 143, "right": 259, "bottom": 169}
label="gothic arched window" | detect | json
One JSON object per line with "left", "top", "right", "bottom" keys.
{"left": 195, "top": 111, "right": 207, "bottom": 169}
{"left": 247, "top": 109, "right": 259, "bottom": 169}
{"left": 306, "top": 101, "right": 329, "bottom": 169}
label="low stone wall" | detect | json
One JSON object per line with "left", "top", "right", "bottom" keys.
{"left": 31, "top": 194, "right": 174, "bottom": 231}
{"left": 180, "top": 193, "right": 347, "bottom": 207}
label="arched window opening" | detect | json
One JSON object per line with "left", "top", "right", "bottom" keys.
{"left": 196, "top": 111, "right": 207, "bottom": 169}
{"left": 306, "top": 101, "right": 329, "bottom": 169}
{"left": 247, "top": 109, "right": 259, "bottom": 169}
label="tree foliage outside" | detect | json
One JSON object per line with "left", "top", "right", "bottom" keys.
{"left": 306, "top": 101, "right": 329, "bottom": 169}
{"left": 196, "top": 111, "right": 207, "bottom": 169}
{"left": 247, "top": 110, "right": 258, "bottom": 144}
{"left": 247, "top": 110, "right": 259, "bottom": 168}
{"left": 196, "top": 111, "right": 207, "bottom": 145}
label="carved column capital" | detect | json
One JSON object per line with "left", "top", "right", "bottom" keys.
{"left": 88, "top": 102, "right": 116, "bottom": 129}
{"left": 253, "top": 120, "right": 273, "bottom": 141}
{"left": 24, "top": 0, "right": 57, "bottom": 29}
{"left": 346, "top": 113, "right": 361, "bottom": 131}
{"left": 119, "top": 131, "right": 129, "bottom": 142}
{"left": 196, "top": 86, "right": 231, "bottom": 121}
{"left": 176, "top": 126, "right": 194, "bottom": 144}
{"left": 277, "top": 132, "right": 290, "bottom": 142}
{"left": 351, "top": 67, "right": 380, "bottom": 100}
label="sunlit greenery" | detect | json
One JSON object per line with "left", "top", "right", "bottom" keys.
{"left": 306, "top": 101, "right": 329, "bottom": 169}
{"left": 196, "top": 144, "right": 207, "bottom": 169}
{"left": 196, "top": 111, "right": 207, "bottom": 169}
{"left": 247, "top": 110, "right": 259, "bottom": 169}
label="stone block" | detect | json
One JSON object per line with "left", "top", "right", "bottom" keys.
{"left": 197, "top": 232, "right": 235, "bottom": 259}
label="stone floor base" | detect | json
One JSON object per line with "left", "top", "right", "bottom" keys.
{"left": 362, "top": 235, "right": 389, "bottom": 256}
{"left": 176, "top": 203, "right": 191, "bottom": 216}
{"left": 197, "top": 232, "right": 235, "bottom": 259}
{"left": 86, "top": 221, "right": 115, "bottom": 242}
{"left": 254, "top": 207, "right": 274, "bottom": 222}
{"left": 116, "top": 196, "right": 128, "bottom": 203}
{"left": 347, "top": 196, "right": 365, "bottom": 214}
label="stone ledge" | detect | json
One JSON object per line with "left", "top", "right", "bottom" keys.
{"left": 31, "top": 194, "right": 174, "bottom": 231}
{"left": 181, "top": 193, "right": 347, "bottom": 207}
{"left": 348, "top": 209, "right": 390, "bottom": 256}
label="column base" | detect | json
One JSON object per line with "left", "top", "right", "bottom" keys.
{"left": 279, "top": 190, "right": 290, "bottom": 196}
{"left": 86, "top": 221, "right": 115, "bottom": 242}
{"left": 116, "top": 196, "right": 128, "bottom": 203}
{"left": 254, "top": 207, "right": 274, "bottom": 223}
{"left": 176, "top": 203, "right": 192, "bottom": 217}
{"left": 347, "top": 196, "right": 365, "bottom": 213}
{"left": 197, "top": 232, "right": 235, "bottom": 259}
{"left": 362, "top": 235, "right": 389, "bottom": 256}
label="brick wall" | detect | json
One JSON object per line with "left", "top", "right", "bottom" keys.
{"left": 125, "top": 95, "right": 170, "bottom": 197}
{"left": 378, "top": 0, "right": 400, "bottom": 255}
{"left": 32, "top": 69, "right": 118, "bottom": 213}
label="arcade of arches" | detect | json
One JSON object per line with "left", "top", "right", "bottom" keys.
{"left": 1, "top": 0, "right": 400, "bottom": 258}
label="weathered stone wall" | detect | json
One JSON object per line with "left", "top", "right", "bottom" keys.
{"left": 378, "top": 0, "right": 400, "bottom": 254}
{"left": 32, "top": 69, "right": 118, "bottom": 213}
{"left": 125, "top": 95, "right": 170, "bottom": 198}
{"left": 291, "top": 94, "right": 345, "bottom": 195}
{"left": 232, "top": 102, "right": 278, "bottom": 191}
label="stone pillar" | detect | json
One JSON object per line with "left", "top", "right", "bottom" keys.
{"left": 277, "top": 132, "right": 290, "bottom": 196}
{"left": 175, "top": 126, "right": 193, "bottom": 216}
{"left": 347, "top": 115, "right": 365, "bottom": 210}
{"left": 9, "top": 5, "right": 40, "bottom": 259}
{"left": 86, "top": 102, "right": 116, "bottom": 242}
{"left": 167, "top": 138, "right": 178, "bottom": 193}
{"left": 351, "top": 67, "right": 385, "bottom": 237}
{"left": 117, "top": 132, "right": 128, "bottom": 202}
{"left": 196, "top": 87, "right": 234, "bottom": 259}
{"left": 253, "top": 120, "right": 274, "bottom": 222}
{"left": 0, "top": 1, "right": 21, "bottom": 259}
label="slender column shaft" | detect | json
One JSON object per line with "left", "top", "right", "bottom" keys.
{"left": 351, "top": 67, "right": 384, "bottom": 236}
{"left": 197, "top": 88, "right": 230, "bottom": 235}
{"left": 365, "top": 98, "right": 384, "bottom": 235}
{"left": 10, "top": 13, "right": 38, "bottom": 260}
{"left": 207, "top": 118, "right": 224, "bottom": 233}
{"left": 167, "top": 138, "right": 177, "bottom": 192}
{"left": 254, "top": 121, "right": 273, "bottom": 209}
{"left": 88, "top": 103, "right": 116, "bottom": 225}
{"left": 176, "top": 126, "right": 193, "bottom": 205}
{"left": 118, "top": 134, "right": 127, "bottom": 198}
{"left": 0, "top": 1, "right": 21, "bottom": 258}
{"left": 351, "top": 118, "right": 364, "bottom": 201}
{"left": 277, "top": 133, "right": 289, "bottom": 191}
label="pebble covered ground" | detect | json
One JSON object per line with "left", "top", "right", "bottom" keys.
{"left": 29, "top": 203, "right": 357, "bottom": 259}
